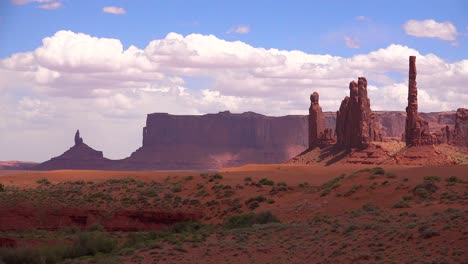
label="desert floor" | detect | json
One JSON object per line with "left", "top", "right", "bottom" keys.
{"left": 0, "top": 164, "right": 467, "bottom": 263}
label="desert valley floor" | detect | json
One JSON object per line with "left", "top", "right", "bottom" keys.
{"left": 0, "top": 164, "right": 466, "bottom": 264}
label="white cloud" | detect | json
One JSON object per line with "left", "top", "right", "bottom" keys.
{"left": 12, "top": 0, "right": 62, "bottom": 9}
{"left": 356, "top": 16, "right": 366, "bottom": 21}
{"left": 11, "top": 0, "right": 52, "bottom": 5}
{"left": 227, "top": 25, "right": 250, "bottom": 34}
{"left": 343, "top": 36, "right": 360, "bottom": 49}
{"left": 0, "top": 30, "right": 466, "bottom": 161}
{"left": 38, "top": 1, "right": 62, "bottom": 9}
{"left": 103, "top": 6, "right": 126, "bottom": 15}
{"left": 403, "top": 19, "right": 458, "bottom": 41}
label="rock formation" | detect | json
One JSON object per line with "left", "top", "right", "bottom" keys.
{"left": 308, "top": 92, "right": 325, "bottom": 148}
{"left": 452, "top": 108, "right": 468, "bottom": 147}
{"left": 74, "top": 129, "right": 83, "bottom": 145}
{"left": 336, "top": 77, "right": 382, "bottom": 149}
{"left": 33, "top": 111, "right": 462, "bottom": 170}
{"left": 34, "top": 130, "right": 111, "bottom": 170}
{"left": 405, "top": 56, "right": 433, "bottom": 146}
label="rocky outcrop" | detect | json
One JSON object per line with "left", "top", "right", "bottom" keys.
{"left": 405, "top": 56, "right": 433, "bottom": 146}
{"left": 452, "top": 108, "right": 468, "bottom": 147}
{"left": 34, "top": 130, "right": 112, "bottom": 170}
{"left": 308, "top": 92, "right": 325, "bottom": 148}
{"left": 336, "top": 77, "right": 382, "bottom": 149}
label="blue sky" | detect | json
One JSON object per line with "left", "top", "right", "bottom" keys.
{"left": 1, "top": 0, "right": 467, "bottom": 60}
{"left": 0, "top": 0, "right": 467, "bottom": 161}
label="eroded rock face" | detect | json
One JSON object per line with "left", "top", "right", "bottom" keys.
{"left": 452, "top": 108, "right": 468, "bottom": 147}
{"left": 405, "top": 56, "right": 433, "bottom": 146}
{"left": 336, "top": 77, "right": 382, "bottom": 149}
{"left": 308, "top": 92, "right": 325, "bottom": 148}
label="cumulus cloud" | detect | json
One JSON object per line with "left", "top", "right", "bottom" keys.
{"left": 0, "top": 30, "right": 466, "bottom": 161}
{"left": 355, "top": 16, "right": 366, "bottom": 21}
{"left": 403, "top": 19, "right": 458, "bottom": 41}
{"left": 103, "top": 6, "right": 126, "bottom": 15}
{"left": 343, "top": 36, "right": 360, "bottom": 49}
{"left": 227, "top": 25, "right": 250, "bottom": 34}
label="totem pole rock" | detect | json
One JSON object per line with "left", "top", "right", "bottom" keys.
{"left": 405, "top": 56, "right": 433, "bottom": 146}
{"left": 308, "top": 92, "right": 325, "bottom": 148}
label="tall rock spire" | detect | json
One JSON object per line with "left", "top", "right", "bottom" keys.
{"left": 74, "top": 129, "right": 83, "bottom": 145}
{"left": 308, "top": 92, "right": 325, "bottom": 148}
{"left": 405, "top": 56, "right": 432, "bottom": 146}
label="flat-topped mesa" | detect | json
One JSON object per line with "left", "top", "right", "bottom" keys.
{"left": 405, "top": 56, "right": 433, "bottom": 146}
{"left": 336, "top": 77, "right": 382, "bottom": 149}
{"left": 74, "top": 129, "right": 83, "bottom": 145}
{"left": 308, "top": 92, "right": 325, "bottom": 148}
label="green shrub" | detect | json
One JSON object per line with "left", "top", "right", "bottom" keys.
{"left": 68, "top": 232, "right": 116, "bottom": 258}
{"left": 172, "top": 221, "right": 203, "bottom": 233}
{"left": 171, "top": 185, "right": 182, "bottom": 193}
{"left": 259, "top": 178, "right": 275, "bottom": 186}
{"left": 88, "top": 223, "right": 105, "bottom": 232}
{"left": 244, "top": 177, "right": 252, "bottom": 182}
{"left": 424, "top": 176, "right": 441, "bottom": 182}
{"left": 370, "top": 167, "right": 385, "bottom": 175}
{"left": 392, "top": 200, "right": 410, "bottom": 208}
{"left": 320, "top": 175, "right": 344, "bottom": 190}
{"left": 36, "top": 178, "right": 51, "bottom": 185}
{"left": 248, "top": 202, "right": 260, "bottom": 210}
{"left": 184, "top": 176, "right": 194, "bottom": 181}
{"left": 209, "top": 174, "right": 223, "bottom": 182}
{"left": 0, "top": 183, "right": 4, "bottom": 192}
{"left": 362, "top": 203, "right": 380, "bottom": 213}
{"left": 224, "top": 211, "right": 279, "bottom": 229}
{"left": 245, "top": 195, "right": 266, "bottom": 205}
{"left": 446, "top": 176, "right": 460, "bottom": 183}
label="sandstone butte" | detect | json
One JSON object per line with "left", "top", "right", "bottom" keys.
{"left": 32, "top": 56, "right": 467, "bottom": 170}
